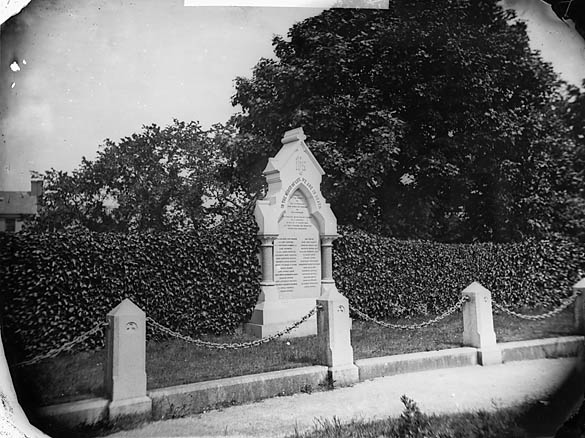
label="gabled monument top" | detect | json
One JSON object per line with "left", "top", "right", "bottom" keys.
{"left": 264, "top": 127, "right": 324, "bottom": 177}
{"left": 281, "top": 127, "right": 307, "bottom": 144}
{"left": 255, "top": 126, "right": 337, "bottom": 237}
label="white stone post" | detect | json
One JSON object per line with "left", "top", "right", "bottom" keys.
{"left": 317, "top": 285, "right": 359, "bottom": 387}
{"left": 105, "top": 299, "right": 152, "bottom": 419}
{"left": 574, "top": 278, "right": 585, "bottom": 334}
{"left": 461, "top": 282, "right": 502, "bottom": 365}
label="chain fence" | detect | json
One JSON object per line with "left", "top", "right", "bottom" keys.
{"left": 12, "top": 307, "right": 316, "bottom": 367}
{"left": 14, "top": 321, "right": 108, "bottom": 368}
{"left": 146, "top": 307, "right": 317, "bottom": 350}
{"left": 12, "top": 286, "right": 582, "bottom": 366}
{"left": 492, "top": 289, "right": 581, "bottom": 321}
{"left": 349, "top": 296, "right": 469, "bottom": 330}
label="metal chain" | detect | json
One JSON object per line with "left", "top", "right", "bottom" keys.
{"left": 492, "top": 290, "right": 581, "bottom": 321}
{"left": 147, "top": 307, "right": 317, "bottom": 349}
{"left": 350, "top": 296, "right": 469, "bottom": 330}
{"left": 15, "top": 321, "right": 108, "bottom": 367}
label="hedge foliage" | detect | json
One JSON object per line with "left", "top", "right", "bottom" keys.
{"left": 0, "top": 214, "right": 261, "bottom": 358}
{"left": 1, "top": 220, "right": 584, "bottom": 359}
{"left": 334, "top": 226, "right": 585, "bottom": 320}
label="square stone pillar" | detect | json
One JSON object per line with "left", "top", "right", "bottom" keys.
{"left": 317, "top": 284, "right": 359, "bottom": 387}
{"left": 574, "top": 278, "right": 585, "bottom": 334}
{"left": 105, "top": 299, "right": 152, "bottom": 419}
{"left": 462, "top": 282, "right": 502, "bottom": 366}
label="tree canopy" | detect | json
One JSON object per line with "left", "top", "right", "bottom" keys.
{"left": 34, "top": 120, "right": 229, "bottom": 232}
{"left": 227, "top": 0, "right": 584, "bottom": 242}
{"left": 31, "top": 1, "right": 584, "bottom": 243}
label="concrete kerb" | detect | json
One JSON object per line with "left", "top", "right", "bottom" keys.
{"left": 34, "top": 335, "right": 584, "bottom": 429}
{"left": 148, "top": 365, "right": 329, "bottom": 420}
{"left": 36, "top": 397, "right": 109, "bottom": 429}
{"left": 355, "top": 347, "right": 478, "bottom": 381}
{"left": 499, "top": 335, "right": 584, "bottom": 363}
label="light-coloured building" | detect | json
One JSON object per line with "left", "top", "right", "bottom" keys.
{"left": 0, "top": 180, "right": 42, "bottom": 232}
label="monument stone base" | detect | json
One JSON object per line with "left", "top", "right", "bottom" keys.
{"left": 244, "top": 297, "right": 318, "bottom": 338}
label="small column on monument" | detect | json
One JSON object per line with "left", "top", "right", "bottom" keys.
{"left": 320, "top": 235, "right": 336, "bottom": 285}
{"left": 259, "top": 235, "right": 278, "bottom": 301}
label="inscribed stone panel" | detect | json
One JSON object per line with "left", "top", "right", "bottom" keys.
{"left": 274, "top": 189, "right": 321, "bottom": 298}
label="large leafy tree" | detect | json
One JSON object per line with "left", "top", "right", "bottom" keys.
{"left": 555, "top": 82, "right": 585, "bottom": 242}
{"left": 34, "top": 168, "right": 115, "bottom": 232}
{"left": 228, "top": 0, "right": 583, "bottom": 242}
{"left": 33, "top": 120, "right": 227, "bottom": 232}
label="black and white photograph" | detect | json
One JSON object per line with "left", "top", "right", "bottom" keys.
{"left": 1, "top": 0, "right": 585, "bottom": 437}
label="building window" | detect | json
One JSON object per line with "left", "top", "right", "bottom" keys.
{"left": 5, "top": 218, "right": 16, "bottom": 233}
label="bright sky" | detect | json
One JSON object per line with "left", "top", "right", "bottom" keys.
{"left": 502, "top": 0, "right": 585, "bottom": 86}
{"left": 0, "top": 0, "right": 584, "bottom": 191}
{"left": 0, "top": 1, "right": 325, "bottom": 190}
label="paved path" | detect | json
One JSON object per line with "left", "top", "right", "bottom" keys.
{"left": 105, "top": 358, "right": 583, "bottom": 438}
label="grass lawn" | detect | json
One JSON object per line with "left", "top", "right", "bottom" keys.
{"left": 9, "top": 305, "right": 579, "bottom": 409}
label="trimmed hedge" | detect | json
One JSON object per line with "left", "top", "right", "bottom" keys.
{"left": 0, "top": 214, "right": 261, "bottom": 358}
{"left": 1, "top": 220, "right": 584, "bottom": 359}
{"left": 334, "top": 226, "right": 585, "bottom": 319}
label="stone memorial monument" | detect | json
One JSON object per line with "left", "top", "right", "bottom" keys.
{"left": 245, "top": 127, "right": 339, "bottom": 337}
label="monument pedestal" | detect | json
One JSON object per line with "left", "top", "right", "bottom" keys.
{"left": 244, "top": 297, "right": 317, "bottom": 338}
{"left": 247, "top": 127, "right": 339, "bottom": 339}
